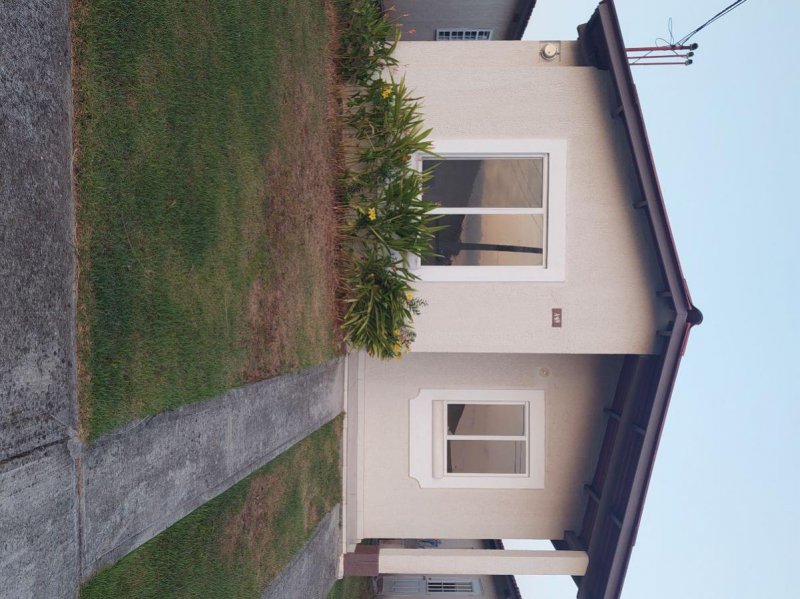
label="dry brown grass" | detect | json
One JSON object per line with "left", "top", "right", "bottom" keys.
{"left": 219, "top": 417, "right": 343, "bottom": 588}
{"left": 243, "top": 5, "right": 343, "bottom": 381}
{"left": 220, "top": 470, "right": 289, "bottom": 567}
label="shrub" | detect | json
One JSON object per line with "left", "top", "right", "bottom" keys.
{"left": 335, "top": 1, "right": 439, "bottom": 358}
{"left": 335, "top": 0, "right": 398, "bottom": 86}
{"left": 340, "top": 250, "right": 426, "bottom": 358}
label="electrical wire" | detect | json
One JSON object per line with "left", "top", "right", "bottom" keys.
{"left": 629, "top": 0, "right": 750, "bottom": 66}
{"left": 676, "top": 0, "right": 750, "bottom": 45}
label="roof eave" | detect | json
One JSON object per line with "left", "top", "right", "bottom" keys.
{"left": 508, "top": 0, "right": 538, "bottom": 40}
{"left": 576, "top": 2, "right": 702, "bottom": 598}
{"left": 588, "top": 0, "right": 698, "bottom": 319}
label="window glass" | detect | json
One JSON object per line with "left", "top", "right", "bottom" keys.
{"left": 421, "top": 158, "right": 546, "bottom": 268}
{"left": 423, "top": 214, "right": 544, "bottom": 266}
{"left": 447, "top": 403, "right": 525, "bottom": 436}
{"left": 423, "top": 159, "right": 544, "bottom": 209}
{"left": 447, "top": 440, "right": 526, "bottom": 474}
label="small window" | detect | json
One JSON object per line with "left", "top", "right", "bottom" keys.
{"left": 436, "top": 29, "right": 493, "bottom": 41}
{"left": 427, "top": 576, "right": 482, "bottom": 594}
{"left": 446, "top": 403, "right": 527, "bottom": 475}
{"left": 409, "top": 389, "right": 545, "bottom": 489}
{"left": 381, "top": 576, "right": 483, "bottom": 596}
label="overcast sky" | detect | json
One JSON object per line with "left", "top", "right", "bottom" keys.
{"left": 510, "top": 1, "right": 800, "bottom": 597}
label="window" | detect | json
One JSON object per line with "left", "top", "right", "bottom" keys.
{"left": 381, "top": 576, "right": 483, "bottom": 595}
{"left": 409, "top": 389, "right": 545, "bottom": 489}
{"left": 436, "top": 29, "right": 493, "bottom": 41}
{"left": 427, "top": 577, "right": 482, "bottom": 594}
{"left": 446, "top": 403, "right": 527, "bottom": 475}
{"left": 412, "top": 139, "right": 566, "bottom": 282}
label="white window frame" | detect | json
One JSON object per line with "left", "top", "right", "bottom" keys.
{"left": 411, "top": 139, "right": 567, "bottom": 282}
{"left": 409, "top": 389, "right": 545, "bottom": 489}
{"left": 436, "top": 28, "right": 493, "bottom": 41}
{"left": 444, "top": 401, "right": 529, "bottom": 478}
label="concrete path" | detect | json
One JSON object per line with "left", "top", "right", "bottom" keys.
{"left": 0, "top": 1, "right": 80, "bottom": 598}
{"left": 0, "top": 3, "right": 345, "bottom": 596}
{"left": 261, "top": 506, "right": 342, "bottom": 599}
{"left": 80, "top": 359, "right": 344, "bottom": 577}
{"left": 3, "top": 348, "right": 343, "bottom": 597}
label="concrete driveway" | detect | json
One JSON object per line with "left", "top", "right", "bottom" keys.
{"left": 1, "top": 1, "right": 80, "bottom": 597}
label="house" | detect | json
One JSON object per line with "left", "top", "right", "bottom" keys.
{"left": 382, "top": 0, "right": 537, "bottom": 41}
{"left": 341, "top": 1, "right": 702, "bottom": 598}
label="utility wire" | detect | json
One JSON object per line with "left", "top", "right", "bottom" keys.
{"left": 677, "top": 0, "right": 750, "bottom": 45}
{"left": 629, "top": 1, "right": 750, "bottom": 66}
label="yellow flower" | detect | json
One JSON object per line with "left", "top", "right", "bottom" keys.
{"left": 368, "top": 207, "right": 377, "bottom": 221}
{"left": 405, "top": 291, "right": 413, "bottom": 303}
{"left": 394, "top": 328, "right": 401, "bottom": 337}
{"left": 381, "top": 87, "right": 392, "bottom": 99}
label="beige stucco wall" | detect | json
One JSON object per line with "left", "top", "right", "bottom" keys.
{"left": 384, "top": 0, "right": 524, "bottom": 41}
{"left": 394, "top": 41, "right": 670, "bottom": 355}
{"left": 361, "top": 352, "right": 622, "bottom": 540}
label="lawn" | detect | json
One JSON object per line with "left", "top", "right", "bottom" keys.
{"left": 328, "top": 577, "right": 376, "bottom": 599}
{"left": 81, "top": 418, "right": 342, "bottom": 598}
{"left": 72, "top": 0, "right": 340, "bottom": 439}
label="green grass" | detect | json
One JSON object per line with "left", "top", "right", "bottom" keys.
{"left": 328, "top": 577, "right": 376, "bottom": 599}
{"left": 73, "top": 0, "right": 339, "bottom": 439}
{"left": 81, "top": 418, "right": 342, "bottom": 598}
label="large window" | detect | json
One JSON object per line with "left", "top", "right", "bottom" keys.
{"left": 422, "top": 158, "right": 546, "bottom": 268}
{"left": 409, "top": 389, "right": 545, "bottom": 489}
{"left": 412, "top": 139, "right": 566, "bottom": 281}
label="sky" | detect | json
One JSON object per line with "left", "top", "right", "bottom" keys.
{"left": 509, "top": 1, "right": 800, "bottom": 597}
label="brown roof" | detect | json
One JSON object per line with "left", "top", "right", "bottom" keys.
{"left": 508, "top": 0, "right": 538, "bottom": 40}
{"left": 554, "top": 2, "right": 703, "bottom": 599}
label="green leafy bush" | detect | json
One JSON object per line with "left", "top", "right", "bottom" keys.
{"left": 335, "top": 0, "right": 398, "bottom": 86}
{"left": 335, "top": 0, "right": 439, "bottom": 358}
{"left": 340, "top": 249, "right": 426, "bottom": 358}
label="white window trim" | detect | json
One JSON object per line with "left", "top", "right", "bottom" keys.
{"left": 412, "top": 138, "right": 566, "bottom": 282}
{"left": 436, "top": 28, "right": 493, "bottom": 41}
{"left": 409, "top": 389, "right": 545, "bottom": 489}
